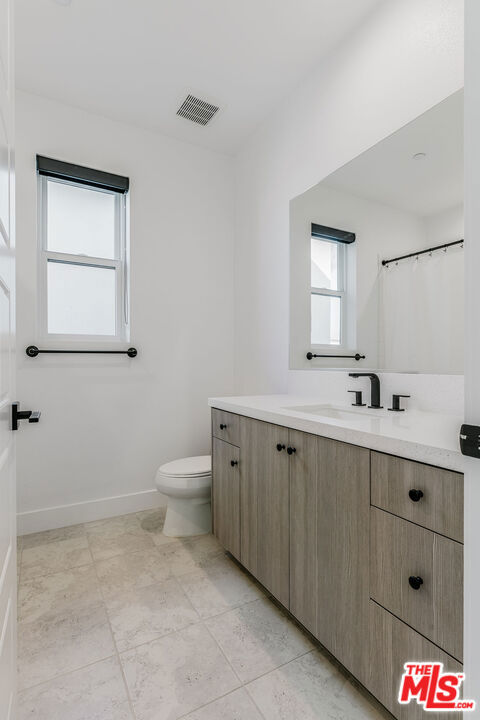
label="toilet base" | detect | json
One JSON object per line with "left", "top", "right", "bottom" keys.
{"left": 163, "top": 496, "right": 211, "bottom": 537}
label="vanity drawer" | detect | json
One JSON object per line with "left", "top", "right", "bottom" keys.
{"left": 211, "top": 409, "right": 240, "bottom": 446}
{"left": 367, "top": 601, "right": 462, "bottom": 720}
{"left": 371, "top": 452, "right": 463, "bottom": 542}
{"left": 370, "top": 507, "right": 463, "bottom": 661}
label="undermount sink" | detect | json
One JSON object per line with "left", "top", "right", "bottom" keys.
{"left": 284, "top": 403, "right": 386, "bottom": 421}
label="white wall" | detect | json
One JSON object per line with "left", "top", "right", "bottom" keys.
{"left": 424, "top": 203, "right": 464, "bottom": 247}
{"left": 234, "top": 0, "right": 464, "bottom": 402}
{"left": 16, "top": 91, "right": 235, "bottom": 533}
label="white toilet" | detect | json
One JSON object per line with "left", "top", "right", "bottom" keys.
{"left": 155, "top": 455, "right": 212, "bottom": 537}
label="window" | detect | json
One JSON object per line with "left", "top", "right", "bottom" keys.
{"left": 37, "top": 156, "right": 129, "bottom": 341}
{"left": 310, "top": 223, "right": 355, "bottom": 347}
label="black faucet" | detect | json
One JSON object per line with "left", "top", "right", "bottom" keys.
{"left": 348, "top": 373, "right": 382, "bottom": 409}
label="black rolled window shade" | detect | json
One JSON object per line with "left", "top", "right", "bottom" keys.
{"left": 36, "top": 155, "right": 129, "bottom": 194}
{"left": 311, "top": 223, "right": 355, "bottom": 244}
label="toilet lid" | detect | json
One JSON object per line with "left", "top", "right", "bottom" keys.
{"left": 158, "top": 455, "right": 211, "bottom": 478}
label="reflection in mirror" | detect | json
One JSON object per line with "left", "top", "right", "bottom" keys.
{"left": 290, "top": 89, "right": 463, "bottom": 374}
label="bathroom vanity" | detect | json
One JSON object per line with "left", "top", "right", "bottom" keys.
{"left": 209, "top": 397, "right": 464, "bottom": 720}
{"left": 207, "top": 82, "right": 466, "bottom": 720}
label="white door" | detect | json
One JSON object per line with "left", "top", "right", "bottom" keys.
{"left": 465, "top": 1, "right": 480, "bottom": 710}
{"left": 0, "top": 0, "right": 16, "bottom": 717}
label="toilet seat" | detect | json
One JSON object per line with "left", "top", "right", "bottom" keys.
{"left": 157, "top": 455, "right": 211, "bottom": 478}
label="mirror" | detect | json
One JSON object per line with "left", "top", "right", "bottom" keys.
{"left": 290, "top": 90, "right": 463, "bottom": 374}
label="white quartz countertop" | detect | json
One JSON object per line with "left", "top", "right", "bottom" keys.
{"left": 208, "top": 395, "right": 464, "bottom": 472}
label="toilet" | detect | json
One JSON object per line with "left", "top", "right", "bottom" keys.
{"left": 155, "top": 455, "right": 212, "bottom": 537}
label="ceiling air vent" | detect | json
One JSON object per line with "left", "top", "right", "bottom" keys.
{"left": 176, "top": 94, "right": 219, "bottom": 126}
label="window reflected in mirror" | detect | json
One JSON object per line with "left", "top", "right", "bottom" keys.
{"left": 290, "top": 89, "right": 463, "bottom": 374}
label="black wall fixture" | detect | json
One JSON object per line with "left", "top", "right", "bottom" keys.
{"left": 26, "top": 345, "right": 137, "bottom": 358}
{"left": 306, "top": 352, "right": 365, "bottom": 361}
{"left": 11, "top": 402, "right": 41, "bottom": 431}
{"left": 460, "top": 424, "right": 480, "bottom": 458}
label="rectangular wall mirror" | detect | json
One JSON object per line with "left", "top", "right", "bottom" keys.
{"left": 290, "top": 89, "right": 464, "bottom": 374}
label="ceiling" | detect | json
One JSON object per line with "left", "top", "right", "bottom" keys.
{"left": 15, "top": 0, "right": 381, "bottom": 154}
{"left": 325, "top": 90, "right": 464, "bottom": 218}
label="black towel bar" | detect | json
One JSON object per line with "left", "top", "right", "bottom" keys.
{"left": 306, "top": 352, "right": 365, "bottom": 361}
{"left": 26, "top": 345, "right": 137, "bottom": 358}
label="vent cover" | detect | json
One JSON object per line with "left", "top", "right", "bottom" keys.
{"left": 176, "top": 94, "right": 219, "bottom": 126}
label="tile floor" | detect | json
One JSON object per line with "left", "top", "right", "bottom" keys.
{"left": 17, "top": 509, "right": 390, "bottom": 719}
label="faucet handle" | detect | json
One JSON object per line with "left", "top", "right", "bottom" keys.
{"left": 388, "top": 394, "right": 410, "bottom": 412}
{"left": 348, "top": 390, "right": 366, "bottom": 407}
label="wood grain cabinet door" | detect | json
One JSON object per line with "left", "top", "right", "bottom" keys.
{"left": 316, "top": 437, "right": 370, "bottom": 683}
{"left": 371, "top": 452, "right": 463, "bottom": 542}
{"left": 240, "top": 417, "right": 290, "bottom": 607}
{"left": 212, "top": 409, "right": 241, "bottom": 447}
{"left": 289, "top": 429, "right": 318, "bottom": 635}
{"left": 368, "top": 601, "right": 462, "bottom": 720}
{"left": 212, "top": 438, "right": 240, "bottom": 559}
{"left": 370, "top": 507, "right": 463, "bottom": 661}
{"left": 370, "top": 507, "right": 435, "bottom": 641}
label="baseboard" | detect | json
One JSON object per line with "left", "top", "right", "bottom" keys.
{"left": 17, "top": 489, "right": 167, "bottom": 536}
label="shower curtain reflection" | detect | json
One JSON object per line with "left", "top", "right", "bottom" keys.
{"left": 379, "top": 247, "right": 464, "bottom": 373}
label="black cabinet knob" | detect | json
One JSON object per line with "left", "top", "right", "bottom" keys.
{"left": 287, "top": 447, "right": 296, "bottom": 455}
{"left": 409, "top": 489, "right": 424, "bottom": 502}
{"left": 408, "top": 576, "right": 424, "bottom": 590}
{"left": 276, "top": 443, "right": 286, "bottom": 452}
{"left": 219, "top": 423, "right": 227, "bottom": 430}
{"left": 230, "top": 460, "right": 238, "bottom": 467}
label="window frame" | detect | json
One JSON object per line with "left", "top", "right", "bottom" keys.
{"left": 310, "top": 235, "right": 347, "bottom": 348}
{"left": 37, "top": 174, "right": 129, "bottom": 344}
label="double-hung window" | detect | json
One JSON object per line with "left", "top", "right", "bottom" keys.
{"left": 37, "top": 155, "right": 129, "bottom": 342}
{"left": 310, "top": 223, "right": 355, "bottom": 347}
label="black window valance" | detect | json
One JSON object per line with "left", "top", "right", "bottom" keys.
{"left": 311, "top": 223, "right": 355, "bottom": 244}
{"left": 36, "top": 155, "right": 129, "bottom": 194}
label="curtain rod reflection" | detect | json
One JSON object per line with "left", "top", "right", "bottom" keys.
{"left": 382, "top": 239, "right": 464, "bottom": 267}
